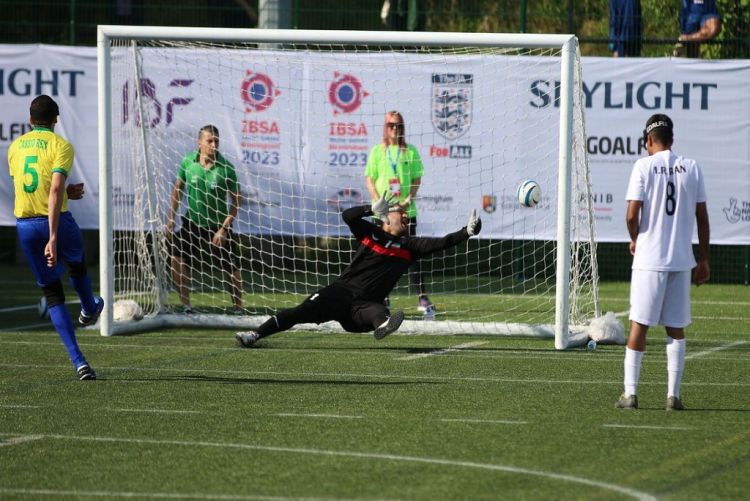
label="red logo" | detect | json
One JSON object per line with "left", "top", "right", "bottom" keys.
{"left": 328, "top": 72, "right": 368, "bottom": 115}
{"left": 241, "top": 71, "right": 280, "bottom": 113}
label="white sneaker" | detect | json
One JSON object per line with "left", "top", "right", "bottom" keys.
{"left": 235, "top": 331, "right": 261, "bottom": 348}
{"left": 373, "top": 310, "right": 404, "bottom": 340}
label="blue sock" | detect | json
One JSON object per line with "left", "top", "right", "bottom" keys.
{"left": 70, "top": 275, "right": 96, "bottom": 314}
{"left": 49, "top": 304, "right": 86, "bottom": 369}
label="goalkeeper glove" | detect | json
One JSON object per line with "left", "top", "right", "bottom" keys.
{"left": 372, "top": 191, "right": 395, "bottom": 220}
{"left": 466, "top": 209, "right": 482, "bottom": 236}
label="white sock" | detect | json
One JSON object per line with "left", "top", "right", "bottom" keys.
{"left": 624, "top": 347, "right": 644, "bottom": 396}
{"left": 666, "top": 337, "right": 686, "bottom": 398}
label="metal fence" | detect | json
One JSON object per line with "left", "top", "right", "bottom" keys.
{"left": 3, "top": 1, "right": 749, "bottom": 58}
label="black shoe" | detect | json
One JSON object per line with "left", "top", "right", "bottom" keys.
{"left": 77, "top": 364, "right": 97, "bottom": 380}
{"left": 79, "top": 297, "right": 104, "bottom": 326}
{"left": 374, "top": 310, "right": 404, "bottom": 340}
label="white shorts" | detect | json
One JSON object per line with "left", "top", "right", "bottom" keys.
{"left": 629, "top": 269, "right": 691, "bottom": 328}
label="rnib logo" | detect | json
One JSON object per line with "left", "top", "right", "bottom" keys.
{"left": 241, "top": 71, "right": 280, "bottom": 113}
{"left": 431, "top": 73, "right": 472, "bottom": 140}
{"left": 328, "top": 72, "right": 368, "bottom": 115}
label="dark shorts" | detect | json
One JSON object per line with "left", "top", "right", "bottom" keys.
{"left": 683, "top": 13, "right": 720, "bottom": 34}
{"left": 172, "top": 217, "right": 239, "bottom": 273}
{"left": 305, "top": 284, "right": 389, "bottom": 333}
{"left": 17, "top": 211, "right": 85, "bottom": 287}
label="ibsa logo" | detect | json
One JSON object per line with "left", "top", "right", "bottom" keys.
{"left": 240, "top": 71, "right": 280, "bottom": 113}
{"left": 429, "top": 145, "right": 472, "bottom": 159}
{"left": 328, "top": 72, "right": 368, "bottom": 115}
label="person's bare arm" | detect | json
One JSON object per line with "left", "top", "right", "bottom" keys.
{"left": 693, "top": 202, "right": 711, "bottom": 285}
{"left": 45, "top": 173, "right": 66, "bottom": 267}
{"left": 625, "top": 200, "right": 642, "bottom": 256}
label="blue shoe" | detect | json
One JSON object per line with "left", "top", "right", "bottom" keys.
{"left": 79, "top": 297, "right": 104, "bottom": 326}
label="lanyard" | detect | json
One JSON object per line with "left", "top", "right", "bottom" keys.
{"left": 387, "top": 146, "right": 401, "bottom": 177}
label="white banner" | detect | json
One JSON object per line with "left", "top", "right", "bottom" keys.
{"left": 1, "top": 45, "right": 749, "bottom": 244}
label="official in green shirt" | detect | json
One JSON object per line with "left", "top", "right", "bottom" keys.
{"left": 365, "top": 110, "right": 433, "bottom": 315}
{"left": 166, "top": 125, "right": 243, "bottom": 313}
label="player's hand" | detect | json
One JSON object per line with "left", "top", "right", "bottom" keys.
{"left": 44, "top": 240, "right": 58, "bottom": 268}
{"left": 692, "top": 260, "right": 710, "bottom": 286}
{"left": 212, "top": 228, "right": 227, "bottom": 247}
{"left": 66, "top": 183, "right": 85, "bottom": 200}
{"left": 466, "top": 209, "right": 482, "bottom": 236}
{"left": 629, "top": 241, "right": 637, "bottom": 256}
{"left": 372, "top": 191, "right": 395, "bottom": 220}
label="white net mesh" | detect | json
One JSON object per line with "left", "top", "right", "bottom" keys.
{"left": 105, "top": 33, "right": 599, "bottom": 340}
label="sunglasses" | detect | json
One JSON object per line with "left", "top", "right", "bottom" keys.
{"left": 387, "top": 122, "right": 403, "bottom": 129}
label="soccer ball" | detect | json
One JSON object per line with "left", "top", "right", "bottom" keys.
{"left": 113, "top": 299, "right": 144, "bottom": 322}
{"left": 517, "top": 179, "right": 541, "bottom": 208}
{"left": 37, "top": 296, "right": 50, "bottom": 320}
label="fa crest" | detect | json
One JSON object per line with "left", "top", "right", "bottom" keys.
{"left": 431, "top": 73, "right": 473, "bottom": 140}
{"left": 482, "top": 195, "right": 496, "bottom": 214}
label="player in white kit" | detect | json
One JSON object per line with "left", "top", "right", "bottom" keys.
{"left": 615, "top": 114, "right": 710, "bottom": 411}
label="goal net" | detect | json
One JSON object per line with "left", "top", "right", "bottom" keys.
{"left": 98, "top": 27, "right": 599, "bottom": 349}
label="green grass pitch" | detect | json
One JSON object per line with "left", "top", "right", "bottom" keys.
{"left": 0, "top": 263, "right": 748, "bottom": 500}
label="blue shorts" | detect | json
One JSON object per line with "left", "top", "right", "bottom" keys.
{"left": 16, "top": 211, "right": 85, "bottom": 287}
{"left": 683, "top": 13, "right": 720, "bottom": 34}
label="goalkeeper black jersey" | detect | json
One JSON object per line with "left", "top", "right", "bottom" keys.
{"left": 335, "top": 205, "right": 469, "bottom": 302}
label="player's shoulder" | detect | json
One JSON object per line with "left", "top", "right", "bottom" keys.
{"left": 180, "top": 150, "right": 199, "bottom": 164}
{"left": 216, "top": 151, "right": 236, "bottom": 170}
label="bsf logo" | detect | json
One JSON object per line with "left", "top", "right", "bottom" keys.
{"left": 328, "top": 72, "right": 368, "bottom": 115}
{"left": 431, "top": 73, "right": 472, "bottom": 140}
{"left": 241, "top": 71, "right": 280, "bottom": 113}
{"left": 482, "top": 195, "right": 496, "bottom": 214}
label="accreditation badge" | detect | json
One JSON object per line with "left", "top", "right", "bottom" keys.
{"left": 388, "top": 178, "right": 401, "bottom": 197}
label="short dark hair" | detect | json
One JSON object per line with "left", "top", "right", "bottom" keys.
{"left": 643, "top": 114, "right": 673, "bottom": 146}
{"left": 199, "top": 124, "right": 219, "bottom": 137}
{"left": 30, "top": 95, "right": 59, "bottom": 125}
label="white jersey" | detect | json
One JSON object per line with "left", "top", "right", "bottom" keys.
{"left": 626, "top": 150, "right": 706, "bottom": 271}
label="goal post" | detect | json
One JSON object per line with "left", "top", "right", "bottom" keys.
{"left": 97, "top": 26, "right": 600, "bottom": 349}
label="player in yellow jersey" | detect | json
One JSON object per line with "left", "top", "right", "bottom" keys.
{"left": 8, "top": 95, "right": 103, "bottom": 380}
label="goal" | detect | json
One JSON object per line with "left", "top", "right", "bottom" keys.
{"left": 97, "top": 26, "right": 600, "bottom": 349}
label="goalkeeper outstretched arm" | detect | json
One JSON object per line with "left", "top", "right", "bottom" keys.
{"left": 407, "top": 209, "right": 482, "bottom": 259}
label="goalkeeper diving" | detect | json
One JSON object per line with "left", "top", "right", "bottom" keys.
{"left": 235, "top": 193, "right": 482, "bottom": 347}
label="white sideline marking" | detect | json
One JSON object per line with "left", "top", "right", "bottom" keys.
{"left": 0, "top": 404, "right": 41, "bottom": 409}
{"left": 0, "top": 363, "right": 747, "bottom": 387}
{"left": 440, "top": 418, "right": 527, "bottom": 426}
{"left": 0, "top": 435, "right": 43, "bottom": 447}
{"left": 603, "top": 424, "right": 692, "bottom": 431}
{"left": 397, "top": 341, "right": 488, "bottom": 360}
{"left": 272, "top": 413, "right": 364, "bottom": 420}
{"left": 106, "top": 408, "right": 203, "bottom": 415}
{"left": 3, "top": 432, "right": 657, "bottom": 501}
{"left": 686, "top": 341, "right": 746, "bottom": 360}
{"left": 0, "top": 488, "right": 298, "bottom": 500}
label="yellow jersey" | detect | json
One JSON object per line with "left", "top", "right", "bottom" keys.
{"left": 8, "top": 126, "right": 73, "bottom": 218}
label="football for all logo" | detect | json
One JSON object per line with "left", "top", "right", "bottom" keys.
{"left": 431, "top": 73, "right": 473, "bottom": 140}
